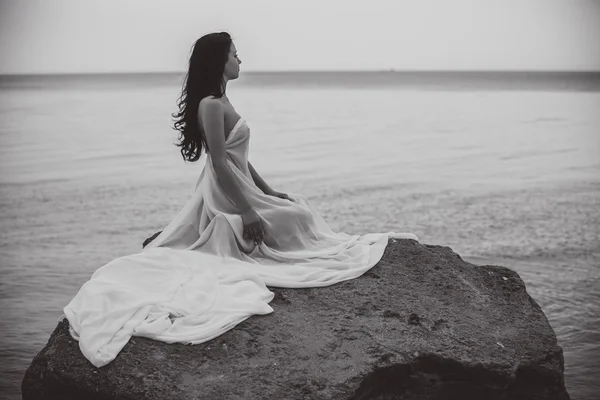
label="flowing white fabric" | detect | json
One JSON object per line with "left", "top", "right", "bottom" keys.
{"left": 62, "top": 117, "right": 418, "bottom": 367}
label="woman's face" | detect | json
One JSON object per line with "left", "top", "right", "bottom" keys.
{"left": 224, "top": 43, "right": 242, "bottom": 80}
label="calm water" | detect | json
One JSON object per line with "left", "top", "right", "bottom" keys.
{"left": 1, "top": 72, "right": 599, "bottom": 399}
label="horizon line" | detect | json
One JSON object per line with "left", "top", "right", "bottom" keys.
{"left": 1, "top": 68, "right": 599, "bottom": 77}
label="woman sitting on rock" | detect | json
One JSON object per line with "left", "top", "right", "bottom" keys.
{"left": 61, "top": 31, "right": 418, "bottom": 368}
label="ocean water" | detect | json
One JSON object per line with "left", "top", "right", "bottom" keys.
{"left": 1, "top": 71, "right": 599, "bottom": 399}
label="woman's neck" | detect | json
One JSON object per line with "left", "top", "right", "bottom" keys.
{"left": 221, "top": 78, "right": 228, "bottom": 95}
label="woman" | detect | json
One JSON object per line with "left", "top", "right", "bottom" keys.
{"left": 149, "top": 31, "right": 297, "bottom": 254}
{"left": 61, "top": 32, "right": 418, "bottom": 368}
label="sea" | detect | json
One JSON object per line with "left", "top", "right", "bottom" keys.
{"left": 1, "top": 71, "right": 599, "bottom": 399}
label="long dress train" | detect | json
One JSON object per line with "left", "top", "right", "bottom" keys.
{"left": 61, "top": 117, "right": 418, "bottom": 367}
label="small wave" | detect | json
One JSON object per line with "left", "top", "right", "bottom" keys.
{"left": 522, "top": 117, "right": 568, "bottom": 124}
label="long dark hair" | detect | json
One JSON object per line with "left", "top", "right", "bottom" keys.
{"left": 172, "top": 32, "right": 232, "bottom": 162}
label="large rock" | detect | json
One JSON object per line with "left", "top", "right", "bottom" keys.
{"left": 22, "top": 240, "right": 570, "bottom": 400}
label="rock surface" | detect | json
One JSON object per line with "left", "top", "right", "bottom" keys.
{"left": 22, "top": 239, "right": 570, "bottom": 400}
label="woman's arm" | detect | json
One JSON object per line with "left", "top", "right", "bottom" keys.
{"left": 249, "top": 161, "right": 294, "bottom": 202}
{"left": 199, "top": 98, "right": 252, "bottom": 212}
{"left": 248, "top": 161, "right": 273, "bottom": 194}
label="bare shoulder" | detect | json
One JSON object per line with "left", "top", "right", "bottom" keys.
{"left": 199, "top": 96, "right": 223, "bottom": 114}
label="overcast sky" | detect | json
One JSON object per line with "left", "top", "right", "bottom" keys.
{"left": 0, "top": 0, "right": 599, "bottom": 74}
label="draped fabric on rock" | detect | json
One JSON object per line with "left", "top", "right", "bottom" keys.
{"left": 62, "top": 117, "right": 419, "bottom": 367}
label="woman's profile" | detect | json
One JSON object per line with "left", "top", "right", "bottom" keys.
{"left": 61, "top": 31, "right": 418, "bottom": 368}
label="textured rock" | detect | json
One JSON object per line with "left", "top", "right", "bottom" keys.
{"left": 22, "top": 239, "right": 570, "bottom": 400}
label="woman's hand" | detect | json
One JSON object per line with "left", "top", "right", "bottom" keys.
{"left": 265, "top": 189, "right": 294, "bottom": 202}
{"left": 241, "top": 208, "right": 264, "bottom": 246}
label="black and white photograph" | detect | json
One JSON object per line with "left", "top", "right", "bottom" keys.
{"left": 1, "top": 0, "right": 599, "bottom": 399}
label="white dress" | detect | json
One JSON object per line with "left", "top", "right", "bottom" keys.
{"left": 61, "top": 117, "right": 418, "bottom": 367}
